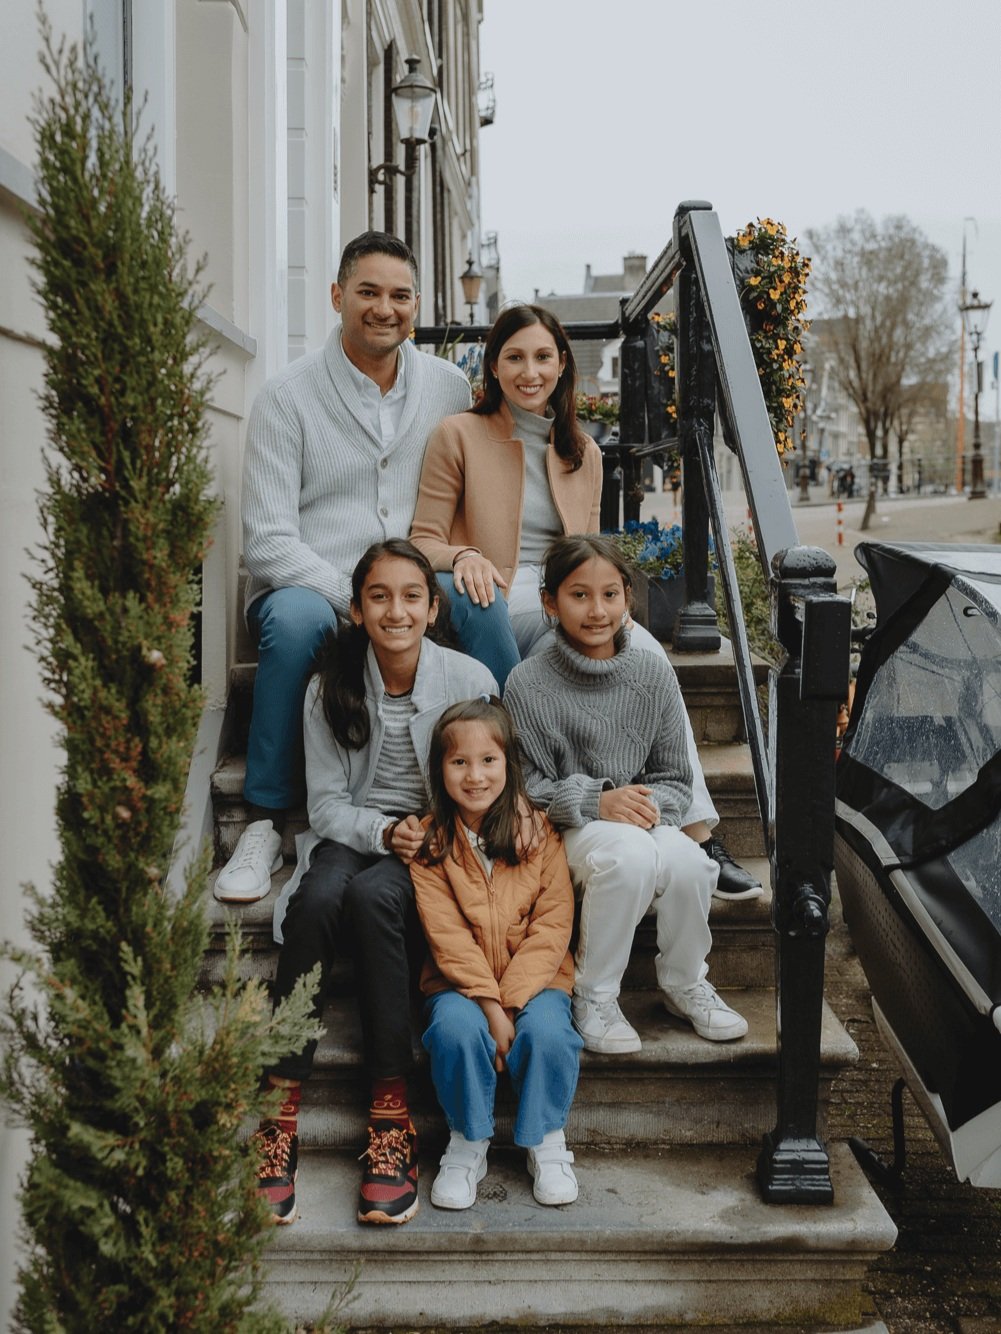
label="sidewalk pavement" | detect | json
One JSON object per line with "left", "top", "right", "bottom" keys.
{"left": 825, "top": 886, "right": 1001, "bottom": 1333}
{"left": 635, "top": 480, "right": 1001, "bottom": 1331}
{"left": 638, "top": 484, "right": 1001, "bottom": 591}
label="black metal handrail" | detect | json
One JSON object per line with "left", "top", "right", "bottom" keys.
{"left": 413, "top": 200, "right": 851, "bottom": 1204}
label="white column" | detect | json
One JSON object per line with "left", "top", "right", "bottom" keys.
{"left": 247, "top": 0, "right": 288, "bottom": 396}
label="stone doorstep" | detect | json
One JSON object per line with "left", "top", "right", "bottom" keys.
{"left": 245, "top": 988, "right": 856, "bottom": 1151}
{"left": 225, "top": 637, "right": 770, "bottom": 748}
{"left": 261, "top": 1141, "right": 896, "bottom": 1330}
{"left": 200, "top": 857, "right": 776, "bottom": 990}
{"left": 203, "top": 857, "right": 774, "bottom": 945}
{"left": 211, "top": 742, "right": 769, "bottom": 864}
{"left": 263, "top": 988, "right": 856, "bottom": 1077}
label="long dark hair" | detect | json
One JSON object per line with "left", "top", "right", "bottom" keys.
{"left": 540, "top": 534, "right": 634, "bottom": 656}
{"left": 314, "top": 539, "right": 442, "bottom": 750}
{"left": 471, "top": 304, "right": 587, "bottom": 470}
{"left": 416, "top": 697, "right": 539, "bottom": 867}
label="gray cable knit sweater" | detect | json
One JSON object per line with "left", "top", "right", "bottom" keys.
{"left": 503, "top": 630, "right": 693, "bottom": 829}
{"left": 242, "top": 329, "right": 471, "bottom": 616}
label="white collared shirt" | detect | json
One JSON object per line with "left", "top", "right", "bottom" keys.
{"left": 464, "top": 823, "right": 494, "bottom": 878}
{"left": 340, "top": 332, "right": 408, "bottom": 448}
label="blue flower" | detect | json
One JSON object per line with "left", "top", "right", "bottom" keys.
{"left": 604, "top": 519, "right": 713, "bottom": 579}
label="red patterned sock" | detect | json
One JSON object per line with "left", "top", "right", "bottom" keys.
{"left": 265, "top": 1075, "right": 301, "bottom": 1135}
{"left": 369, "top": 1075, "right": 409, "bottom": 1129}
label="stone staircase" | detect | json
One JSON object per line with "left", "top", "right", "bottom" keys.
{"left": 205, "top": 640, "right": 896, "bottom": 1331}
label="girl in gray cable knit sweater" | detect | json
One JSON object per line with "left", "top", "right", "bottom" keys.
{"left": 503, "top": 536, "right": 748, "bottom": 1054}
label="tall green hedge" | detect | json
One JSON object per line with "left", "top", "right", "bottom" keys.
{"left": 1, "top": 19, "right": 317, "bottom": 1331}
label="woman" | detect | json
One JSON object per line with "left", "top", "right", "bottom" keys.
{"left": 411, "top": 304, "right": 599, "bottom": 685}
{"left": 409, "top": 303, "right": 761, "bottom": 901}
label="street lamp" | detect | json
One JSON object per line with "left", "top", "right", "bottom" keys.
{"left": 798, "top": 362, "right": 812, "bottom": 503}
{"left": 459, "top": 253, "right": 483, "bottom": 324}
{"left": 960, "top": 289, "right": 992, "bottom": 500}
{"left": 368, "top": 56, "right": 437, "bottom": 252}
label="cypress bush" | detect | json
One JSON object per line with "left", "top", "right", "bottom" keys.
{"left": 1, "top": 17, "right": 320, "bottom": 1331}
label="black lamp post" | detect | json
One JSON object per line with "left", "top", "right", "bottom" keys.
{"left": 960, "top": 289, "right": 992, "bottom": 500}
{"left": 798, "top": 362, "right": 812, "bottom": 504}
{"left": 368, "top": 56, "right": 437, "bottom": 253}
{"left": 459, "top": 253, "right": 483, "bottom": 324}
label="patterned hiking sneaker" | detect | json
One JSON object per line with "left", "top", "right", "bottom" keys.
{"left": 252, "top": 1123, "right": 298, "bottom": 1224}
{"left": 357, "top": 1120, "right": 419, "bottom": 1225}
{"left": 571, "top": 994, "right": 642, "bottom": 1053}
{"left": 662, "top": 979, "right": 749, "bottom": 1042}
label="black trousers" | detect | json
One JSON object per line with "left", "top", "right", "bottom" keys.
{"left": 270, "top": 839, "right": 423, "bottom": 1082}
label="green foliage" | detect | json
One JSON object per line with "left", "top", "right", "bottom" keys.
{"left": 1, "top": 16, "right": 320, "bottom": 1330}
{"left": 715, "top": 529, "right": 782, "bottom": 667}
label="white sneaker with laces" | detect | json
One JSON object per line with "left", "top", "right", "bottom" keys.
{"left": 214, "top": 820, "right": 283, "bottom": 903}
{"left": 430, "top": 1131, "right": 489, "bottom": 1210}
{"left": 527, "top": 1129, "right": 578, "bottom": 1206}
{"left": 571, "top": 994, "right": 641, "bottom": 1053}
{"left": 662, "top": 979, "right": 748, "bottom": 1042}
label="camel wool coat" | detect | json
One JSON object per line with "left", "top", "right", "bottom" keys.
{"left": 409, "top": 402, "right": 603, "bottom": 593}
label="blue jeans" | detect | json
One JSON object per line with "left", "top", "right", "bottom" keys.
{"left": 422, "top": 988, "right": 582, "bottom": 1146}
{"left": 437, "top": 573, "right": 521, "bottom": 689}
{"left": 246, "top": 586, "right": 338, "bottom": 809}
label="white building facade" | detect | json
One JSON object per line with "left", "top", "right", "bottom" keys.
{"left": 0, "top": 1, "right": 486, "bottom": 1317}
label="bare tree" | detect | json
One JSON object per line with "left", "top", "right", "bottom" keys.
{"left": 806, "top": 212, "right": 953, "bottom": 463}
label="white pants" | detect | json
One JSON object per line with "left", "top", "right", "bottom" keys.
{"left": 562, "top": 821, "right": 718, "bottom": 1000}
{"left": 512, "top": 564, "right": 718, "bottom": 830}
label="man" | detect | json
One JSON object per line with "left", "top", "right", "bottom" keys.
{"left": 216, "top": 231, "right": 470, "bottom": 1225}
{"left": 218, "top": 231, "right": 470, "bottom": 898}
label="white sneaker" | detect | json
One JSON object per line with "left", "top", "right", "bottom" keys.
{"left": 430, "top": 1131, "right": 489, "bottom": 1210}
{"left": 662, "top": 979, "right": 748, "bottom": 1042}
{"left": 527, "top": 1130, "right": 578, "bottom": 1206}
{"left": 571, "top": 995, "right": 641, "bottom": 1054}
{"left": 214, "top": 820, "right": 283, "bottom": 903}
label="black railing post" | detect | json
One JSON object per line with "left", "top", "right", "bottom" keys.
{"left": 758, "top": 545, "right": 850, "bottom": 1204}
{"left": 598, "top": 451, "right": 622, "bottom": 533}
{"left": 673, "top": 201, "right": 721, "bottom": 651}
{"left": 619, "top": 304, "right": 648, "bottom": 525}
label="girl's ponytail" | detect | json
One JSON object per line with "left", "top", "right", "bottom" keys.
{"left": 316, "top": 619, "right": 370, "bottom": 750}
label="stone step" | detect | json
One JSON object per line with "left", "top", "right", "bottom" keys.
{"left": 210, "top": 740, "right": 767, "bottom": 866}
{"left": 201, "top": 855, "right": 774, "bottom": 991}
{"left": 260, "top": 1141, "right": 895, "bottom": 1330}
{"left": 221, "top": 635, "right": 769, "bottom": 755}
{"left": 231, "top": 986, "right": 854, "bottom": 1151}
{"left": 667, "top": 640, "right": 770, "bottom": 745}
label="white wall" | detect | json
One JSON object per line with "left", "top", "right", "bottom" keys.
{"left": 0, "top": 4, "right": 476, "bottom": 1323}
{"left": 0, "top": 3, "right": 83, "bottom": 1315}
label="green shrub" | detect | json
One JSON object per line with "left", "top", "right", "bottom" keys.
{"left": 1, "top": 19, "right": 318, "bottom": 1331}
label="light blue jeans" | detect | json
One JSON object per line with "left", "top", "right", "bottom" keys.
{"left": 422, "top": 988, "right": 582, "bottom": 1147}
{"left": 245, "top": 586, "right": 338, "bottom": 809}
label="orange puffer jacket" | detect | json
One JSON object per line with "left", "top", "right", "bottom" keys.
{"left": 411, "top": 815, "right": 575, "bottom": 1013}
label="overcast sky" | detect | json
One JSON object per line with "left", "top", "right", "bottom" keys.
{"left": 480, "top": 0, "right": 1001, "bottom": 377}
